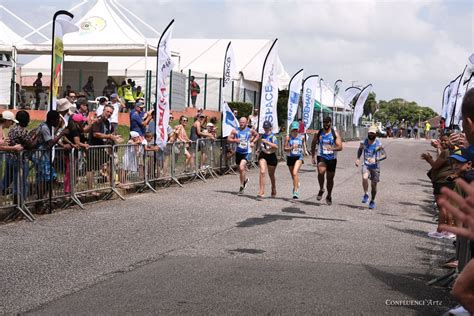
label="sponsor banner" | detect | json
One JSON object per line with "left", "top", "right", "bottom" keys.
{"left": 155, "top": 20, "right": 175, "bottom": 149}
{"left": 352, "top": 84, "right": 372, "bottom": 126}
{"left": 302, "top": 75, "right": 319, "bottom": 131}
{"left": 258, "top": 39, "right": 279, "bottom": 134}
{"left": 222, "top": 101, "right": 239, "bottom": 137}
{"left": 221, "top": 42, "right": 238, "bottom": 137}
{"left": 286, "top": 69, "right": 304, "bottom": 132}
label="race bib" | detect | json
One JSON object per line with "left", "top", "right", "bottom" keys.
{"left": 239, "top": 135, "right": 248, "bottom": 149}
{"left": 322, "top": 144, "right": 334, "bottom": 155}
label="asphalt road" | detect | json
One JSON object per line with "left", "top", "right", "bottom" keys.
{"left": 0, "top": 138, "right": 457, "bottom": 315}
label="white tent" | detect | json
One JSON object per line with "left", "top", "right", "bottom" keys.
{"left": 0, "top": 20, "right": 30, "bottom": 53}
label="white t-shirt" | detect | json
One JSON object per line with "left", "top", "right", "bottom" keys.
{"left": 96, "top": 105, "right": 104, "bottom": 117}
{"left": 111, "top": 102, "right": 120, "bottom": 123}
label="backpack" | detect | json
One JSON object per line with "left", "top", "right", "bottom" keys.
{"left": 195, "top": 83, "right": 200, "bottom": 94}
{"left": 316, "top": 128, "right": 337, "bottom": 143}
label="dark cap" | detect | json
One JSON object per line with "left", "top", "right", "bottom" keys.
{"left": 263, "top": 120, "right": 272, "bottom": 129}
{"left": 323, "top": 116, "right": 332, "bottom": 123}
{"left": 99, "top": 97, "right": 107, "bottom": 104}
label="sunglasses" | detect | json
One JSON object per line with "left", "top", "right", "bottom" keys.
{"left": 182, "top": 119, "right": 188, "bottom": 122}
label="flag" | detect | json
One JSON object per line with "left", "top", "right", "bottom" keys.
{"left": 301, "top": 75, "right": 318, "bottom": 131}
{"left": 353, "top": 84, "right": 372, "bottom": 126}
{"left": 154, "top": 20, "right": 175, "bottom": 149}
{"left": 286, "top": 69, "right": 304, "bottom": 133}
{"left": 258, "top": 39, "right": 279, "bottom": 134}
{"left": 221, "top": 42, "right": 238, "bottom": 137}
{"left": 453, "top": 54, "right": 474, "bottom": 125}
{"left": 445, "top": 75, "right": 461, "bottom": 127}
{"left": 50, "top": 11, "right": 78, "bottom": 110}
{"left": 440, "top": 84, "right": 450, "bottom": 120}
{"left": 343, "top": 87, "right": 361, "bottom": 109}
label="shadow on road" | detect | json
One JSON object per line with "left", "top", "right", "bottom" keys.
{"left": 215, "top": 190, "right": 322, "bottom": 206}
{"left": 236, "top": 214, "right": 346, "bottom": 228}
{"left": 281, "top": 207, "right": 305, "bottom": 214}
{"left": 338, "top": 203, "right": 366, "bottom": 210}
{"left": 228, "top": 248, "right": 266, "bottom": 255}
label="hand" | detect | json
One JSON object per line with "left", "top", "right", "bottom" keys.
{"left": 430, "top": 139, "right": 440, "bottom": 149}
{"left": 421, "top": 152, "right": 432, "bottom": 161}
{"left": 355, "top": 159, "right": 360, "bottom": 167}
{"left": 12, "top": 144, "right": 23, "bottom": 152}
{"left": 62, "top": 143, "right": 72, "bottom": 150}
{"left": 438, "top": 179, "right": 474, "bottom": 240}
{"left": 83, "top": 144, "right": 90, "bottom": 150}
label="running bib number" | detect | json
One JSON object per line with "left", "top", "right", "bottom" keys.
{"left": 239, "top": 136, "right": 248, "bottom": 149}
{"left": 322, "top": 144, "right": 334, "bottom": 155}
{"left": 365, "top": 157, "right": 376, "bottom": 165}
{"left": 291, "top": 145, "right": 301, "bottom": 156}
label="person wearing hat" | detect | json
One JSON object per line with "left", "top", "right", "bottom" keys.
{"left": 0, "top": 111, "right": 22, "bottom": 152}
{"left": 57, "top": 98, "right": 74, "bottom": 129}
{"left": 311, "top": 116, "right": 343, "bottom": 205}
{"left": 257, "top": 120, "right": 278, "bottom": 198}
{"left": 355, "top": 125, "right": 387, "bottom": 209}
{"left": 284, "top": 121, "right": 304, "bottom": 199}
{"left": 95, "top": 97, "right": 108, "bottom": 117}
{"left": 130, "top": 102, "right": 153, "bottom": 137}
{"left": 227, "top": 117, "right": 259, "bottom": 194}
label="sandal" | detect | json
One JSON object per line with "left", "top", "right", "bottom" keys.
{"left": 317, "top": 190, "right": 324, "bottom": 201}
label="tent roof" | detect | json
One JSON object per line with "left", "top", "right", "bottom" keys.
{"left": 20, "top": 38, "right": 291, "bottom": 87}
{"left": 0, "top": 20, "right": 30, "bottom": 52}
{"left": 314, "top": 100, "right": 333, "bottom": 113}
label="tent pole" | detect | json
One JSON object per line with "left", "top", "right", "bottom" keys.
{"left": 11, "top": 47, "right": 17, "bottom": 109}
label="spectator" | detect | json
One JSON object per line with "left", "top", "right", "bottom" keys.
{"left": 189, "top": 76, "right": 200, "bottom": 108}
{"left": 174, "top": 115, "right": 192, "bottom": 170}
{"left": 82, "top": 76, "right": 95, "bottom": 100}
{"left": 95, "top": 97, "right": 108, "bottom": 117}
{"left": 385, "top": 120, "right": 392, "bottom": 138}
{"left": 413, "top": 122, "right": 419, "bottom": 139}
{"left": 133, "top": 86, "right": 144, "bottom": 100}
{"left": 143, "top": 131, "right": 160, "bottom": 178}
{"left": 102, "top": 77, "right": 116, "bottom": 100}
{"left": 130, "top": 102, "right": 153, "bottom": 137}
{"left": 424, "top": 121, "right": 431, "bottom": 140}
{"left": 233, "top": 110, "right": 238, "bottom": 119}
{"left": 65, "top": 89, "right": 77, "bottom": 105}
{"left": 33, "top": 72, "right": 43, "bottom": 110}
{"left": 64, "top": 114, "right": 89, "bottom": 194}
{"left": 117, "top": 81, "right": 126, "bottom": 100}
{"left": 0, "top": 111, "right": 22, "bottom": 152}
{"left": 407, "top": 122, "right": 412, "bottom": 138}
{"left": 109, "top": 93, "right": 121, "bottom": 132}
{"left": 119, "top": 131, "right": 143, "bottom": 188}
{"left": 248, "top": 109, "right": 258, "bottom": 130}
{"left": 57, "top": 98, "right": 74, "bottom": 129}
{"left": 190, "top": 113, "right": 215, "bottom": 169}
{"left": 440, "top": 117, "right": 446, "bottom": 136}
{"left": 392, "top": 120, "right": 399, "bottom": 138}
{"left": 123, "top": 79, "right": 135, "bottom": 110}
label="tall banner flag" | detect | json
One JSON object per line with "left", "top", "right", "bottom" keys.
{"left": 154, "top": 20, "right": 175, "bottom": 149}
{"left": 258, "top": 39, "right": 279, "bottom": 134}
{"left": 343, "top": 87, "right": 361, "bottom": 109}
{"left": 332, "top": 79, "right": 342, "bottom": 123}
{"left": 440, "top": 84, "right": 450, "bottom": 120}
{"left": 352, "top": 84, "right": 372, "bottom": 126}
{"left": 49, "top": 11, "right": 78, "bottom": 110}
{"left": 221, "top": 42, "right": 238, "bottom": 137}
{"left": 301, "top": 75, "right": 318, "bottom": 132}
{"left": 286, "top": 69, "right": 304, "bottom": 133}
{"left": 445, "top": 74, "right": 461, "bottom": 127}
{"left": 453, "top": 54, "right": 474, "bottom": 125}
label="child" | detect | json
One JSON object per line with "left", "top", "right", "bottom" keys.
{"left": 143, "top": 132, "right": 160, "bottom": 179}
{"left": 119, "top": 131, "right": 143, "bottom": 187}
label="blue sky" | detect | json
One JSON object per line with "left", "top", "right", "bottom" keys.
{"left": 2, "top": 0, "right": 473, "bottom": 113}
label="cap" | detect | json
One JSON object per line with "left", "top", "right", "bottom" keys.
{"left": 1, "top": 111, "right": 18, "bottom": 123}
{"left": 368, "top": 126, "right": 378, "bottom": 134}
{"left": 99, "top": 97, "right": 107, "bottom": 104}
{"left": 71, "top": 113, "right": 87, "bottom": 123}
{"left": 110, "top": 93, "right": 118, "bottom": 98}
{"left": 130, "top": 131, "right": 140, "bottom": 138}
{"left": 323, "top": 116, "right": 332, "bottom": 123}
{"left": 135, "top": 102, "right": 145, "bottom": 108}
{"left": 57, "top": 98, "right": 73, "bottom": 112}
{"left": 263, "top": 120, "right": 272, "bottom": 129}
{"left": 206, "top": 123, "right": 214, "bottom": 127}
{"left": 199, "top": 113, "right": 206, "bottom": 118}
{"left": 449, "top": 154, "right": 468, "bottom": 163}
{"left": 291, "top": 121, "right": 299, "bottom": 130}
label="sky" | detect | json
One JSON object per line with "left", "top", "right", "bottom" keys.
{"left": 2, "top": 0, "right": 473, "bottom": 113}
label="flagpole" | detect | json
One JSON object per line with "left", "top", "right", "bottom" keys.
{"left": 222, "top": 41, "right": 232, "bottom": 138}
{"left": 257, "top": 38, "right": 278, "bottom": 133}
{"left": 319, "top": 77, "right": 324, "bottom": 128}
{"left": 333, "top": 79, "right": 342, "bottom": 127}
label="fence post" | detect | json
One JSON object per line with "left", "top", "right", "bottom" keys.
{"left": 204, "top": 73, "right": 207, "bottom": 110}
{"left": 218, "top": 78, "right": 222, "bottom": 111}
{"left": 169, "top": 70, "right": 173, "bottom": 109}
{"left": 253, "top": 90, "right": 257, "bottom": 108}
{"left": 231, "top": 81, "right": 234, "bottom": 102}
{"left": 187, "top": 69, "right": 191, "bottom": 107}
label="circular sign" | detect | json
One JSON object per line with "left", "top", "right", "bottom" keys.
{"left": 80, "top": 16, "right": 106, "bottom": 32}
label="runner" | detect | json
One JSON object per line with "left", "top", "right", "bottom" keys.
{"left": 311, "top": 116, "right": 343, "bottom": 205}
{"left": 284, "top": 121, "right": 304, "bottom": 199}
{"left": 355, "top": 125, "right": 387, "bottom": 209}
{"left": 227, "top": 117, "right": 259, "bottom": 194}
{"left": 257, "top": 120, "right": 278, "bottom": 198}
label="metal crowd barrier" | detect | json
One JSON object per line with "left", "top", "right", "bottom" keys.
{"left": 145, "top": 142, "right": 182, "bottom": 189}
{"left": 72, "top": 145, "right": 124, "bottom": 203}
{"left": 114, "top": 144, "right": 146, "bottom": 191}
{"left": 172, "top": 141, "right": 199, "bottom": 183}
{"left": 221, "top": 140, "right": 237, "bottom": 175}
{"left": 195, "top": 139, "right": 218, "bottom": 179}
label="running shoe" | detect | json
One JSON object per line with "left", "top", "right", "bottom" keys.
{"left": 443, "top": 305, "right": 470, "bottom": 316}
{"left": 368, "top": 200, "right": 376, "bottom": 209}
{"left": 317, "top": 190, "right": 324, "bottom": 201}
{"left": 326, "top": 196, "right": 332, "bottom": 205}
{"left": 243, "top": 178, "right": 249, "bottom": 190}
{"left": 428, "top": 231, "right": 445, "bottom": 239}
{"left": 238, "top": 186, "right": 244, "bottom": 195}
{"left": 362, "top": 194, "right": 369, "bottom": 204}
{"left": 293, "top": 190, "right": 300, "bottom": 199}
{"left": 443, "top": 232, "right": 456, "bottom": 240}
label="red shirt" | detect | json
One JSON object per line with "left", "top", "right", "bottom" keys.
{"left": 190, "top": 81, "right": 199, "bottom": 97}
{"left": 298, "top": 121, "right": 305, "bottom": 133}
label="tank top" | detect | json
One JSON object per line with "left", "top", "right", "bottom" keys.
{"left": 319, "top": 129, "right": 337, "bottom": 160}
{"left": 190, "top": 125, "right": 199, "bottom": 141}
{"left": 260, "top": 132, "right": 277, "bottom": 154}
{"left": 288, "top": 135, "right": 303, "bottom": 158}
{"left": 363, "top": 138, "right": 382, "bottom": 169}
{"left": 236, "top": 127, "right": 252, "bottom": 154}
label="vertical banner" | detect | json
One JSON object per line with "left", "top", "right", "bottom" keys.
{"left": 49, "top": 11, "right": 78, "bottom": 110}
{"left": 221, "top": 42, "right": 238, "bottom": 137}
{"left": 258, "top": 39, "right": 279, "bottom": 134}
{"left": 332, "top": 79, "right": 342, "bottom": 124}
{"left": 301, "top": 75, "right": 318, "bottom": 132}
{"left": 342, "top": 86, "right": 361, "bottom": 130}
{"left": 352, "top": 84, "right": 373, "bottom": 126}
{"left": 445, "top": 74, "right": 461, "bottom": 127}
{"left": 453, "top": 54, "right": 474, "bottom": 125}
{"left": 154, "top": 20, "right": 175, "bottom": 148}
{"left": 318, "top": 78, "right": 324, "bottom": 126}
{"left": 286, "top": 69, "right": 304, "bottom": 133}
{"left": 440, "top": 84, "right": 451, "bottom": 120}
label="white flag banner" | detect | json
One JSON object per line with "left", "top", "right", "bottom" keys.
{"left": 286, "top": 69, "right": 304, "bottom": 132}
{"left": 453, "top": 54, "right": 474, "bottom": 125}
{"left": 155, "top": 20, "right": 175, "bottom": 149}
{"left": 222, "top": 42, "right": 238, "bottom": 137}
{"left": 343, "top": 87, "right": 361, "bottom": 109}
{"left": 445, "top": 75, "right": 461, "bottom": 127}
{"left": 258, "top": 39, "right": 279, "bottom": 134}
{"left": 50, "top": 11, "right": 78, "bottom": 110}
{"left": 302, "top": 75, "right": 318, "bottom": 131}
{"left": 441, "top": 84, "right": 451, "bottom": 120}
{"left": 352, "top": 84, "right": 372, "bottom": 126}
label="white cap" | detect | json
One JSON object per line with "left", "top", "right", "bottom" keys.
{"left": 368, "top": 126, "right": 378, "bottom": 134}
{"left": 1, "top": 111, "right": 18, "bottom": 123}
{"left": 130, "top": 131, "right": 140, "bottom": 138}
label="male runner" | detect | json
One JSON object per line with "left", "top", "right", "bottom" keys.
{"left": 355, "top": 125, "right": 387, "bottom": 209}
{"left": 228, "top": 117, "right": 259, "bottom": 194}
{"left": 311, "top": 116, "right": 343, "bottom": 205}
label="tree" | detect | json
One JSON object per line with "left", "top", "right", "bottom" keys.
{"left": 373, "top": 98, "right": 437, "bottom": 124}
{"left": 363, "top": 92, "right": 377, "bottom": 116}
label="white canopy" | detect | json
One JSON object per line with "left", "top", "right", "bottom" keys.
{"left": 0, "top": 20, "right": 30, "bottom": 53}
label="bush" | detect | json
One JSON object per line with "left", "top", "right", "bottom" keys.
{"left": 227, "top": 102, "right": 253, "bottom": 119}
